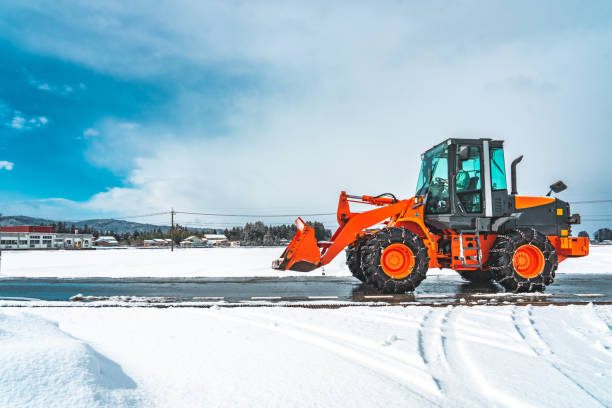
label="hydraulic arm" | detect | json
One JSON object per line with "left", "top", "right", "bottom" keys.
{"left": 272, "top": 191, "right": 412, "bottom": 271}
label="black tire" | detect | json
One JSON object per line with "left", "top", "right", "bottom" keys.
{"left": 346, "top": 236, "right": 368, "bottom": 282}
{"left": 457, "top": 269, "right": 493, "bottom": 282}
{"left": 361, "top": 228, "right": 429, "bottom": 293}
{"left": 488, "top": 228, "right": 558, "bottom": 292}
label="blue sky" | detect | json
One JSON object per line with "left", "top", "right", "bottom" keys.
{"left": 0, "top": 1, "right": 611, "bottom": 232}
{"left": 0, "top": 36, "right": 251, "bottom": 200}
{"left": 0, "top": 38, "right": 156, "bottom": 198}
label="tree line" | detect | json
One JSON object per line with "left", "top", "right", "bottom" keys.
{"left": 223, "top": 221, "right": 331, "bottom": 246}
{"left": 47, "top": 220, "right": 331, "bottom": 246}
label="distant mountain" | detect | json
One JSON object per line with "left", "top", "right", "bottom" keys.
{"left": 0, "top": 215, "right": 171, "bottom": 234}
{"left": 0, "top": 215, "right": 57, "bottom": 227}
{"left": 74, "top": 218, "right": 171, "bottom": 234}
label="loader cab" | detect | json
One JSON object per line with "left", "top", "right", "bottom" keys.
{"left": 417, "top": 138, "right": 511, "bottom": 231}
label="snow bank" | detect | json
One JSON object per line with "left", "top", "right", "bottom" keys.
{"left": 0, "top": 245, "right": 610, "bottom": 279}
{"left": 1, "top": 305, "right": 610, "bottom": 407}
{"left": 0, "top": 312, "right": 146, "bottom": 407}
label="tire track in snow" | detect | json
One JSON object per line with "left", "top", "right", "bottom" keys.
{"left": 452, "top": 308, "right": 531, "bottom": 408}
{"left": 243, "top": 309, "right": 439, "bottom": 384}
{"left": 511, "top": 306, "right": 606, "bottom": 407}
{"left": 590, "top": 307, "right": 612, "bottom": 358}
{"left": 345, "top": 306, "right": 529, "bottom": 406}
{"left": 343, "top": 308, "right": 514, "bottom": 347}
{"left": 561, "top": 306, "right": 612, "bottom": 357}
{"left": 592, "top": 306, "right": 612, "bottom": 334}
{"left": 439, "top": 308, "right": 451, "bottom": 365}
{"left": 204, "top": 309, "right": 443, "bottom": 405}
{"left": 417, "top": 308, "right": 454, "bottom": 393}
{"left": 417, "top": 309, "right": 442, "bottom": 391}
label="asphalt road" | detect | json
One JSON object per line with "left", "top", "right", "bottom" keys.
{"left": 0, "top": 274, "right": 610, "bottom": 306}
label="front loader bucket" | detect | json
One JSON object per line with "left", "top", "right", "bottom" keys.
{"left": 272, "top": 218, "right": 321, "bottom": 272}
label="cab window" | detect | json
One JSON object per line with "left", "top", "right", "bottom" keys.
{"left": 417, "top": 143, "right": 450, "bottom": 214}
{"left": 456, "top": 145, "right": 482, "bottom": 213}
{"left": 490, "top": 147, "right": 507, "bottom": 191}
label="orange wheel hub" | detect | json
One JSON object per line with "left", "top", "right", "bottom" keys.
{"left": 513, "top": 245, "right": 545, "bottom": 278}
{"left": 381, "top": 243, "right": 415, "bottom": 279}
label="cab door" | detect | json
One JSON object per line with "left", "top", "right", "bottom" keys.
{"left": 455, "top": 144, "right": 484, "bottom": 215}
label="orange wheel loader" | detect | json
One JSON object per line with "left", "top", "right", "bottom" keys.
{"left": 272, "top": 138, "right": 589, "bottom": 293}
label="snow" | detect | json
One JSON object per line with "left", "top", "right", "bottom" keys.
{"left": 0, "top": 305, "right": 610, "bottom": 407}
{"left": 1, "top": 245, "right": 610, "bottom": 278}
{"left": 0, "top": 247, "right": 348, "bottom": 278}
{"left": 0, "top": 313, "right": 148, "bottom": 407}
{"left": 562, "top": 245, "right": 612, "bottom": 274}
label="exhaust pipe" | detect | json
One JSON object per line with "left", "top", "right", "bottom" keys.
{"left": 511, "top": 155, "right": 523, "bottom": 195}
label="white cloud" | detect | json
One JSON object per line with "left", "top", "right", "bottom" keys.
{"left": 78, "top": 4, "right": 611, "bottom": 220}
{"left": 83, "top": 128, "right": 100, "bottom": 138}
{"left": 1, "top": 2, "right": 611, "bottom": 227}
{"left": 118, "top": 122, "right": 139, "bottom": 130}
{"left": 6, "top": 111, "right": 48, "bottom": 130}
{"left": 24, "top": 71, "right": 77, "bottom": 95}
{"left": 9, "top": 114, "right": 26, "bottom": 130}
{"left": 0, "top": 161, "right": 14, "bottom": 170}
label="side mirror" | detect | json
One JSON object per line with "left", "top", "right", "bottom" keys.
{"left": 547, "top": 180, "right": 567, "bottom": 196}
{"left": 457, "top": 145, "right": 470, "bottom": 162}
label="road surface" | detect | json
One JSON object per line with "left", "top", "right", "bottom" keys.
{"left": 0, "top": 274, "right": 610, "bottom": 306}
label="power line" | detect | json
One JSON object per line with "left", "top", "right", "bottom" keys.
{"left": 581, "top": 219, "right": 612, "bottom": 221}
{"left": 570, "top": 200, "right": 612, "bottom": 204}
{"left": 68, "top": 198, "right": 612, "bottom": 223}
{"left": 174, "top": 210, "right": 336, "bottom": 217}
{"left": 113, "top": 211, "right": 170, "bottom": 219}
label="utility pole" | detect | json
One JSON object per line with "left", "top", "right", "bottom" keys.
{"left": 171, "top": 208, "right": 175, "bottom": 252}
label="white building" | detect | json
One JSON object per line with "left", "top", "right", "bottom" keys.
{"left": 93, "top": 236, "right": 119, "bottom": 247}
{"left": 203, "top": 234, "right": 229, "bottom": 246}
{"left": 180, "top": 236, "right": 204, "bottom": 247}
{"left": 54, "top": 233, "right": 93, "bottom": 249}
{"left": 0, "top": 226, "right": 93, "bottom": 249}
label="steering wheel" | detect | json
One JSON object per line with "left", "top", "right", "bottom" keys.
{"left": 434, "top": 177, "right": 448, "bottom": 185}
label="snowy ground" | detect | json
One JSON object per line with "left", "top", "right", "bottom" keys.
{"left": 1, "top": 247, "right": 610, "bottom": 406}
{"left": 1, "top": 305, "right": 611, "bottom": 407}
{"left": 1, "top": 245, "right": 610, "bottom": 278}
{"left": 0, "top": 247, "right": 347, "bottom": 278}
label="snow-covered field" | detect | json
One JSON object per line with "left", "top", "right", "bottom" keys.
{"left": 1, "top": 305, "right": 611, "bottom": 407}
{"left": 0, "top": 247, "right": 348, "bottom": 278}
{"left": 1, "top": 245, "right": 611, "bottom": 278}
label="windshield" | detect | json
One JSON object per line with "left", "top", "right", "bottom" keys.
{"left": 416, "top": 143, "right": 450, "bottom": 213}
{"left": 416, "top": 143, "right": 447, "bottom": 196}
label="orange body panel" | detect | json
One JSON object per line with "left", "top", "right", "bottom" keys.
{"left": 547, "top": 236, "right": 589, "bottom": 262}
{"left": 390, "top": 196, "right": 438, "bottom": 266}
{"left": 514, "top": 196, "right": 555, "bottom": 209}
